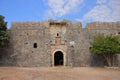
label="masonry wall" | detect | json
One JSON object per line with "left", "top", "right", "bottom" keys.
{"left": 0, "top": 21, "right": 120, "bottom": 67}
{"left": 7, "top": 22, "right": 51, "bottom": 67}
{"left": 65, "top": 21, "right": 91, "bottom": 67}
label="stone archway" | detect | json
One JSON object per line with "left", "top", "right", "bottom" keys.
{"left": 54, "top": 51, "right": 64, "bottom": 66}
{"left": 52, "top": 49, "right": 66, "bottom": 67}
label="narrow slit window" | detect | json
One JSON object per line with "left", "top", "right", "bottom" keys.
{"left": 34, "top": 43, "right": 37, "bottom": 48}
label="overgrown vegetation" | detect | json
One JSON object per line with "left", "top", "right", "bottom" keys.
{"left": 90, "top": 34, "right": 120, "bottom": 66}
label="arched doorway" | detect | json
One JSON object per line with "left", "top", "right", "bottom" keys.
{"left": 54, "top": 51, "right": 64, "bottom": 66}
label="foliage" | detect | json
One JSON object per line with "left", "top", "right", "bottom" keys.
{"left": 0, "top": 15, "right": 9, "bottom": 47}
{"left": 0, "top": 31, "right": 9, "bottom": 47}
{"left": 90, "top": 34, "right": 120, "bottom": 66}
{"left": 0, "top": 15, "right": 7, "bottom": 29}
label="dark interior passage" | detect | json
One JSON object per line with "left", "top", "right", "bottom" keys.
{"left": 54, "top": 51, "right": 64, "bottom": 66}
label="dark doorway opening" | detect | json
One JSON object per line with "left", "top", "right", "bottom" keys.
{"left": 54, "top": 51, "right": 64, "bottom": 66}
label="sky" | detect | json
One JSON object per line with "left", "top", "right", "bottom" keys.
{"left": 0, "top": 0, "right": 120, "bottom": 28}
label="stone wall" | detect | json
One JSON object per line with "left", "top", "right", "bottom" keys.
{"left": 0, "top": 20, "right": 120, "bottom": 67}
{"left": 4, "top": 22, "right": 51, "bottom": 67}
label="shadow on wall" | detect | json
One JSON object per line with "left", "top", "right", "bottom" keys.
{"left": 90, "top": 54, "right": 108, "bottom": 67}
{"left": 90, "top": 54, "right": 119, "bottom": 67}
{"left": 0, "top": 43, "right": 17, "bottom": 66}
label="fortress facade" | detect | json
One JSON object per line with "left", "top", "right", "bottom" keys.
{"left": 1, "top": 20, "right": 120, "bottom": 67}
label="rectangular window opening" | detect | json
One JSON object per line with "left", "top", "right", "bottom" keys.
{"left": 34, "top": 43, "right": 37, "bottom": 48}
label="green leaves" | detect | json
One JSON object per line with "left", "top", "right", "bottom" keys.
{"left": 90, "top": 34, "right": 120, "bottom": 55}
{"left": 90, "top": 34, "right": 120, "bottom": 66}
{"left": 0, "top": 31, "right": 9, "bottom": 46}
{"left": 0, "top": 15, "right": 9, "bottom": 47}
{"left": 0, "top": 15, "right": 7, "bottom": 29}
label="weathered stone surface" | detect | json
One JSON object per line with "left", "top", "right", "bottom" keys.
{"left": 0, "top": 20, "right": 120, "bottom": 67}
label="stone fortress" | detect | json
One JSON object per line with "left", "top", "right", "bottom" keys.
{"left": 1, "top": 20, "right": 120, "bottom": 67}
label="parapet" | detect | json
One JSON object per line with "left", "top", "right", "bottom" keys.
{"left": 10, "top": 22, "right": 43, "bottom": 30}
{"left": 72, "top": 21, "right": 82, "bottom": 29}
{"left": 86, "top": 22, "right": 120, "bottom": 29}
{"left": 10, "top": 20, "right": 120, "bottom": 30}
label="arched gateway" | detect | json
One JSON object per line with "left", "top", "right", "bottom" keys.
{"left": 52, "top": 50, "right": 66, "bottom": 66}
{"left": 54, "top": 51, "right": 64, "bottom": 66}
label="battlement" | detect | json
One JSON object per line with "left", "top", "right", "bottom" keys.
{"left": 10, "top": 20, "right": 120, "bottom": 30}
{"left": 10, "top": 22, "right": 43, "bottom": 30}
{"left": 86, "top": 22, "right": 120, "bottom": 29}
{"left": 10, "top": 20, "right": 82, "bottom": 30}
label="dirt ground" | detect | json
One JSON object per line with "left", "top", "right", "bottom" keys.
{"left": 0, "top": 67, "right": 120, "bottom": 80}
